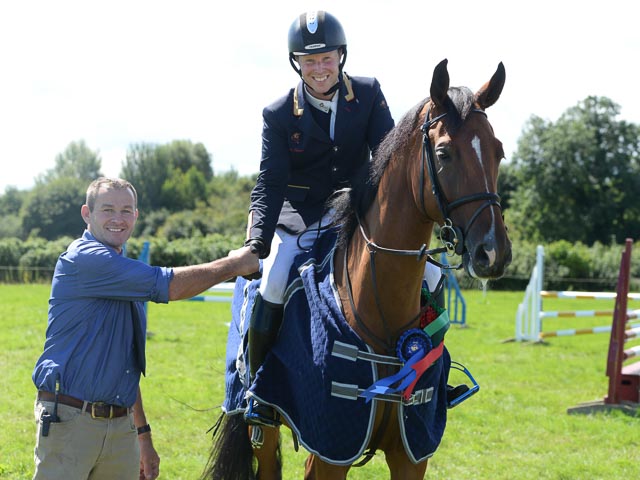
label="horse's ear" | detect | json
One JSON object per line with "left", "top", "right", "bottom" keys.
{"left": 430, "top": 59, "right": 450, "bottom": 108}
{"left": 475, "top": 62, "right": 505, "bottom": 109}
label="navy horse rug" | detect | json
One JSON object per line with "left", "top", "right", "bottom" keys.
{"left": 223, "top": 228, "right": 451, "bottom": 465}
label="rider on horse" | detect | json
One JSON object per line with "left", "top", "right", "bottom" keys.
{"left": 243, "top": 10, "right": 460, "bottom": 428}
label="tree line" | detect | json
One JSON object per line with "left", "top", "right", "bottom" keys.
{"left": 1, "top": 96, "right": 639, "bottom": 288}
{"left": 0, "top": 139, "right": 256, "bottom": 242}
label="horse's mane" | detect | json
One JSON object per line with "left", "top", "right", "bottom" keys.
{"left": 330, "top": 86, "right": 475, "bottom": 247}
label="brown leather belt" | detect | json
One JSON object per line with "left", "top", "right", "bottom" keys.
{"left": 38, "top": 391, "right": 130, "bottom": 418}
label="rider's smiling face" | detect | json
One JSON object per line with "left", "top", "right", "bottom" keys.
{"left": 298, "top": 49, "right": 341, "bottom": 100}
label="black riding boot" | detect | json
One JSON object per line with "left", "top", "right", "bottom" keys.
{"left": 244, "top": 292, "right": 284, "bottom": 427}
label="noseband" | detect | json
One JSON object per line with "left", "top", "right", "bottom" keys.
{"left": 419, "top": 106, "right": 502, "bottom": 256}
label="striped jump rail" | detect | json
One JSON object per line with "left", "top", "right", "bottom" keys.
{"left": 539, "top": 310, "right": 640, "bottom": 339}
{"left": 541, "top": 291, "right": 640, "bottom": 301}
{"left": 515, "top": 244, "right": 640, "bottom": 342}
{"left": 625, "top": 327, "right": 640, "bottom": 340}
{"left": 541, "top": 309, "right": 615, "bottom": 319}
{"left": 623, "top": 345, "right": 640, "bottom": 361}
{"left": 540, "top": 325, "right": 615, "bottom": 339}
{"left": 541, "top": 308, "right": 640, "bottom": 319}
{"left": 540, "top": 321, "right": 640, "bottom": 339}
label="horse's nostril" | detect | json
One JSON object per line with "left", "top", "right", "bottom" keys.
{"left": 473, "top": 244, "right": 491, "bottom": 267}
{"left": 485, "top": 248, "right": 497, "bottom": 267}
{"left": 470, "top": 241, "right": 512, "bottom": 278}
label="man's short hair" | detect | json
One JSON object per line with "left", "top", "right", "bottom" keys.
{"left": 86, "top": 177, "right": 138, "bottom": 212}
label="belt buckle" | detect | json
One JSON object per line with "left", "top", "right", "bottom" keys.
{"left": 91, "top": 402, "right": 114, "bottom": 419}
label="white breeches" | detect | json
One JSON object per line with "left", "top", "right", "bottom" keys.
{"left": 259, "top": 212, "right": 334, "bottom": 304}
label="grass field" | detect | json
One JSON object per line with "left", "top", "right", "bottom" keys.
{"left": 1, "top": 283, "right": 639, "bottom": 479}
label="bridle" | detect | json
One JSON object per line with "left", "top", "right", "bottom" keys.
{"left": 419, "top": 105, "right": 502, "bottom": 256}
{"left": 345, "top": 102, "right": 504, "bottom": 352}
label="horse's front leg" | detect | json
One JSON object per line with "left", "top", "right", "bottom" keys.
{"left": 304, "top": 454, "right": 350, "bottom": 480}
{"left": 385, "top": 449, "right": 428, "bottom": 480}
{"left": 250, "top": 425, "right": 282, "bottom": 480}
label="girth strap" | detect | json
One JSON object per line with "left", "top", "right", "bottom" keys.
{"left": 330, "top": 382, "right": 434, "bottom": 406}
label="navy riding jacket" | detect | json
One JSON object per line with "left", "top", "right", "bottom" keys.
{"left": 248, "top": 73, "right": 395, "bottom": 254}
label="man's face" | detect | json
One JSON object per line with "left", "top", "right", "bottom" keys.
{"left": 81, "top": 187, "right": 138, "bottom": 253}
{"left": 298, "top": 49, "right": 341, "bottom": 99}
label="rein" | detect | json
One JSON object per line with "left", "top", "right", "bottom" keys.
{"left": 420, "top": 106, "right": 502, "bottom": 255}
{"left": 343, "top": 239, "right": 432, "bottom": 354}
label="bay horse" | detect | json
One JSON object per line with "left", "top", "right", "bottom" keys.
{"left": 203, "top": 59, "right": 512, "bottom": 480}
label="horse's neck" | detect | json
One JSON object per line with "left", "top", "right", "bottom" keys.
{"left": 335, "top": 159, "right": 435, "bottom": 348}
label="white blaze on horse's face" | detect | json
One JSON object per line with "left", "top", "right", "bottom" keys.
{"left": 470, "top": 134, "right": 498, "bottom": 269}
{"left": 471, "top": 135, "right": 490, "bottom": 192}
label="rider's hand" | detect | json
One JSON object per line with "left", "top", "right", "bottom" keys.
{"left": 228, "top": 245, "right": 260, "bottom": 279}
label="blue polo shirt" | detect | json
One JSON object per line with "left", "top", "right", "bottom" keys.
{"left": 32, "top": 230, "right": 174, "bottom": 407}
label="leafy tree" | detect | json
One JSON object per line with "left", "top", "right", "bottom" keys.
{"left": 18, "top": 237, "right": 73, "bottom": 282}
{"left": 134, "top": 207, "right": 171, "bottom": 237}
{"left": 207, "top": 170, "right": 256, "bottom": 237}
{"left": 505, "top": 96, "right": 640, "bottom": 245}
{"left": 158, "top": 140, "right": 213, "bottom": 180}
{"left": 20, "top": 177, "right": 87, "bottom": 240}
{"left": 121, "top": 143, "right": 170, "bottom": 213}
{"left": 161, "top": 166, "right": 208, "bottom": 211}
{"left": 0, "top": 186, "right": 27, "bottom": 216}
{"left": 0, "top": 215, "right": 22, "bottom": 239}
{"left": 0, "top": 187, "right": 28, "bottom": 239}
{"left": 157, "top": 209, "right": 207, "bottom": 240}
{"left": 120, "top": 140, "right": 213, "bottom": 212}
{"left": 40, "top": 140, "right": 103, "bottom": 183}
{"left": 0, "top": 237, "right": 25, "bottom": 266}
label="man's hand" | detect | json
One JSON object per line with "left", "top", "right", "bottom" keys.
{"left": 139, "top": 434, "right": 160, "bottom": 480}
{"left": 228, "top": 245, "right": 261, "bottom": 279}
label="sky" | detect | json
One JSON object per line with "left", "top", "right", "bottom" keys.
{"left": 1, "top": 0, "right": 639, "bottom": 193}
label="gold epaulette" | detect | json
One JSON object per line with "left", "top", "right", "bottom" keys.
{"left": 293, "top": 83, "right": 304, "bottom": 117}
{"left": 342, "top": 72, "right": 354, "bottom": 102}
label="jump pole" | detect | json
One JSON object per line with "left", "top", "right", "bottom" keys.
{"left": 568, "top": 239, "right": 640, "bottom": 415}
{"left": 514, "top": 244, "right": 639, "bottom": 342}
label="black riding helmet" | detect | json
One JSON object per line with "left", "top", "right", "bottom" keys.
{"left": 288, "top": 11, "right": 348, "bottom": 80}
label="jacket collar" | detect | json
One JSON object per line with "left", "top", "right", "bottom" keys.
{"left": 293, "top": 72, "right": 355, "bottom": 117}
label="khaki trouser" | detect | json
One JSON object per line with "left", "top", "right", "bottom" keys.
{"left": 33, "top": 399, "right": 140, "bottom": 480}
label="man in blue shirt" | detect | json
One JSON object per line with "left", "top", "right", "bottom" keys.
{"left": 32, "top": 177, "right": 259, "bottom": 480}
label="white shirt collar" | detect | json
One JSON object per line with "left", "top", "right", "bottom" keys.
{"left": 304, "top": 86, "right": 338, "bottom": 114}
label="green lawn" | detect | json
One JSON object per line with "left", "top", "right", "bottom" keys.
{"left": 1, "top": 284, "right": 639, "bottom": 479}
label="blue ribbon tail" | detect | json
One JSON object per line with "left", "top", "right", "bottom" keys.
{"left": 361, "top": 349, "right": 424, "bottom": 403}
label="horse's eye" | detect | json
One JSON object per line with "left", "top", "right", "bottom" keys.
{"left": 435, "top": 147, "right": 451, "bottom": 162}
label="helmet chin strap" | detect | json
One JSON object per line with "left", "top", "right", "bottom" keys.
{"left": 305, "top": 74, "right": 341, "bottom": 97}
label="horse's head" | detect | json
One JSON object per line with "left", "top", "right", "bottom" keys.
{"left": 420, "top": 59, "right": 512, "bottom": 280}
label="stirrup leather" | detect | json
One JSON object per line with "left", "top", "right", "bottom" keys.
{"left": 244, "top": 397, "right": 281, "bottom": 427}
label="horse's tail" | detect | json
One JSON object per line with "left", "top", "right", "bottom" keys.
{"left": 201, "top": 412, "right": 255, "bottom": 480}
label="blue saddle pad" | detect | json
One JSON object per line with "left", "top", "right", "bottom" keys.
{"left": 223, "top": 228, "right": 450, "bottom": 464}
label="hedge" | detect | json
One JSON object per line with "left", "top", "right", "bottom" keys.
{"left": 1, "top": 236, "right": 638, "bottom": 292}
{"left": 452, "top": 239, "right": 640, "bottom": 292}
